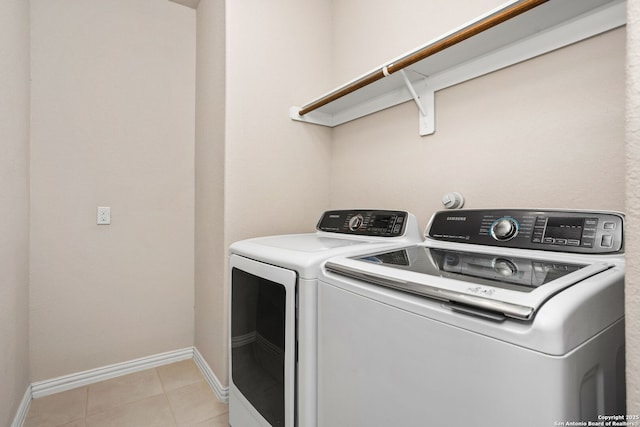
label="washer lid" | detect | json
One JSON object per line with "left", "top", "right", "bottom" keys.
{"left": 249, "top": 235, "right": 366, "bottom": 252}
{"left": 325, "top": 245, "right": 614, "bottom": 320}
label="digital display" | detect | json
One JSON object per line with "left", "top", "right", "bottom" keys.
{"left": 371, "top": 215, "right": 394, "bottom": 228}
{"left": 544, "top": 217, "right": 584, "bottom": 240}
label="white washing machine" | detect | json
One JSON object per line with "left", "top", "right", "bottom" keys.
{"left": 317, "top": 209, "right": 625, "bottom": 427}
{"left": 229, "top": 210, "right": 422, "bottom": 427}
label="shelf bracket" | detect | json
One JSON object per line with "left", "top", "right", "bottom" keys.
{"left": 398, "top": 70, "right": 434, "bottom": 136}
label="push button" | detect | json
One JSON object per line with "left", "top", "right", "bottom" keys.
{"left": 601, "top": 235, "right": 613, "bottom": 248}
{"left": 582, "top": 238, "right": 594, "bottom": 248}
{"left": 603, "top": 222, "right": 616, "bottom": 230}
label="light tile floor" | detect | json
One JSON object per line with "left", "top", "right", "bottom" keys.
{"left": 23, "top": 360, "right": 229, "bottom": 427}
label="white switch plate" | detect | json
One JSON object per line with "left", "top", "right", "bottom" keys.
{"left": 97, "top": 206, "right": 111, "bottom": 225}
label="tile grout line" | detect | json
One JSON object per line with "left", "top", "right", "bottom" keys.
{"left": 156, "top": 367, "right": 180, "bottom": 427}
{"left": 83, "top": 385, "right": 89, "bottom": 426}
{"left": 81, "top": 369, "right": 167, "bottom": 426}
{"left": 84, "top": 391, "right": 173, "bottom": 427}
{"left": 157, "top": 361, "right": 228, "bottom": 427}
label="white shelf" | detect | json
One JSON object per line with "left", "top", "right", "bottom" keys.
{"left": 290, "top": 0, "right": 626, "bottom": 136}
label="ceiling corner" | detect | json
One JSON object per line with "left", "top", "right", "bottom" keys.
{"left": 168, "top": 0, "right": 200, "bottom": 10}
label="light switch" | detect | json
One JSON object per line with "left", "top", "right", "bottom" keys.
{"left": 97, "top": 206, "right": 111, "bottom": 225}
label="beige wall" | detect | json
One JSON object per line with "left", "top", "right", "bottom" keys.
{"left": 333, "top": 0, "right": 506, "bottom": 83}
{"left": 626, "top": 0, "right": 640, "bottom": 414}
{"left": 22, "top": 0, "right": 334, "bottom": 392}
{"left": 0, "top": 0, "right": 31, "bottom": 424}
{"left": 331, "top": 2, "right": 625, "bottom": 229}
{"left": 206, "top": 0, "right": 333, "bottom": 385}
{"left": 224, "top": 0, "right": 333, "bottom": 244}
{"left": 29, "top": 0, "right": 196, "bottom": 380}
{"left": 332, "top": 29, "right": 626, "bottom": 228}
{"left": 194, "top": 0, "right": 227, "bottom": 383}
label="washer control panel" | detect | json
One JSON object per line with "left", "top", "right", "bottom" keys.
{"left": 427, "top": 209, "right": 624, "bottom": 253}
{"left": 317, "top": 210, "right": 408, "bottom": 237}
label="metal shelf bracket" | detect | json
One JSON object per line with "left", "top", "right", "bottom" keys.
{"left": 399, "top": 70, "right": 435, "bottom": 136}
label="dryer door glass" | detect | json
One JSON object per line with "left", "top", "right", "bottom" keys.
{"left": 231, "top": 267, "right": 287, "bottom": 426}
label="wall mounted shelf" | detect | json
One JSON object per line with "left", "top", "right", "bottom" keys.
{"left": 290, "top": 0, "right": 626, "bottom": 136}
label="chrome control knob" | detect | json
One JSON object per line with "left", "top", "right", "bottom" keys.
{"left": 491, "top": 218, "right": 519, "bottom": 241}
{"left": 348, "top": 214, "right": 364, "bottom": 231}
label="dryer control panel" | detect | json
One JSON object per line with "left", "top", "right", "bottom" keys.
{"left": 427, "top": 209, "right": 624, "bottom": 253}
{"left": 317, "top": 210, "right": 408, "bottom": 237}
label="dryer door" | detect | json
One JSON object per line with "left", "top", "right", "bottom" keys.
{"left": 229, "top": 254, "right": 297, "bottom": 427}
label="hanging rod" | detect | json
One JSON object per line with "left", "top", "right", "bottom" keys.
{"left": 297, "top": 0, "right": 548, "bottom": 117}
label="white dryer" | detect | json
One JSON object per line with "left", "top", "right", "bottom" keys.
{"left": 317, "top": 209, "right": 625, "bottom": 427}
{"left": 229, "top": 210, "right": 422, "bottom": 427}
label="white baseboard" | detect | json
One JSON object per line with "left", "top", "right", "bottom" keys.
{"left": 193, "top": 347, "right": 229, "bottom": 402}
{"left": 9, "top": 387, "right": 31, "bottom": 427}
{"left": 14, "top": 346, "right": 228, "bottom": 427}
{"left": 31, "top": 347, "right": 194, "bottom": 399}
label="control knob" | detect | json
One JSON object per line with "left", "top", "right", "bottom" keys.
{"left": 348, "top": 214, "right": 364, "bottom": 231}
{"left": 490, "top": 218, "right": 519, "bottom": 241}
